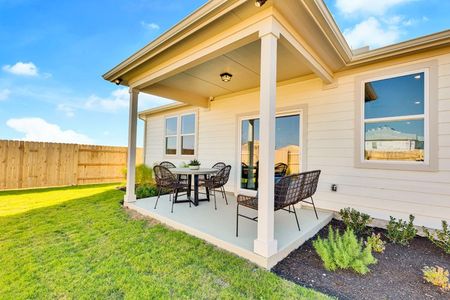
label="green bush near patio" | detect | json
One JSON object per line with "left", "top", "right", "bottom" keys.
{"left": 313, "top": 226, "right": 377, "bottom": 275}
{"left": 0, "top": 184, "right": 329, "bottom": 299}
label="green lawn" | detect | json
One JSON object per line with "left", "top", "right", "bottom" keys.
{"left": 0, "top": 184, "right": 328, "bottom": 299}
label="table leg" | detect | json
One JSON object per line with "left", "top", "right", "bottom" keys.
{"left": 187, "top": 175, "right": 192, "bottom": 199}
{"left": 194, "top": 174, "right": 199, "bottom": 206}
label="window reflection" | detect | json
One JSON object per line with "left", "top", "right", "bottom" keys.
{"left": 363, "top": 72, "right": 426, "bottom": 162}
{"left": 364, "top": 73, "right": 424, "bottom": 119}
{"left": 365, "top": 120, "right": 424, "bottom": 161}
{"left": 240, "top": 115, "right": 300, "bottom": 190}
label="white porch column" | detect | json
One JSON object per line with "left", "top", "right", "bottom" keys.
{"left": 254, "top": 30, "right": 279, "bottom": 257}
{"left": 124, "top": 88, "right": 139, "bottom": 204}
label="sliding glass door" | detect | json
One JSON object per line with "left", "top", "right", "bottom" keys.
{"left": 240, "top": 113, "right": 301, "bottom": 191}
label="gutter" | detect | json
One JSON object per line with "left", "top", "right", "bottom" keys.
{"left": 138, "top": 102, "right": 189, "bottom": 120}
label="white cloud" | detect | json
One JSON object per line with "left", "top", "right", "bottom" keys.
{"left": 335, "top": 0, "right": 414, "bottom": 16}
{"left": 0, "top": 89, "right": 11, "bottom": 101}
{"left": 141, "top": 21, "right": 160, "bottom": 31}
{"left": 83, "top": 88, "right": 174, "bottom": 113}
{"left": 6, "top": 117, "right": 93, "bottom": 144}
{"left": 57, "top": 103, "right": 75, "bottom": 117}
{"left": 84, "top": 88, "right": 129, "bottom": 112}
{"left": 344, "top": 17, "right": 401, "bottom": 49}
{"left": 2, "top": 62, "right": 39, "bottom": 76}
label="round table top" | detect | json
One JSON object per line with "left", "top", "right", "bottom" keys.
{"left": 170, "top": 167, "right": 218, "bottom": 175}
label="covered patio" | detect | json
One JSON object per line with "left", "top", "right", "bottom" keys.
{"left": 103, "top": 1, "right": 346, "bottom": 268}
{"left": 129, "top": 193, "right": 332, "bottom": 269}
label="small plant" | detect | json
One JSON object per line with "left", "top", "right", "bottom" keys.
{"left": 179, "top": 162, "right": 189, "bottom": 168}
{"left": 365, "top": 233, "right": 386, "bottom": 253}
{"left": 386, "top": 214, "right": 417, "bottom": 245}
{"left": 313, "top": 226, "right": 377, "bottom": 275}
{"left": 423, "top": 220, "right": 450, "bottom": 254}
{"left": 135, "top": 184, "right": 159, "bottom": 199}
{"left": 339, "top": 207, "right": 372, "bottom": 235}
{"left": 189, "top": 159, "right": 201, "bottom": 166}
{"left": 422, "top": 266, "right": 450, "bottom": 291}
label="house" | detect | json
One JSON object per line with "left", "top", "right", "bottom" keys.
{"left": 103, "top": 0, "right": 450, "bottom": 268}
{"left": 364, "top": 126, "right": 425, "bottom": 161}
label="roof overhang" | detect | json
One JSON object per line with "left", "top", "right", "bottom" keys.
{"left": 103, "top": 0, "right": 450, "bottom": 114}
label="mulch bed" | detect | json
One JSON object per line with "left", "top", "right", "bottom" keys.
{"left": 272, "top": 220, "right": 450, "bottom": 300}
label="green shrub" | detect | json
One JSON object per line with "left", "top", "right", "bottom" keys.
{"left": 135, "top": 184, "right": 158, "bottom": 199}
{"left": 313, "top": 226, "right": 377, "bottom": 275}
{"left": 386, "top": 215, "right": 417, "bottom": 245}
{"left": 339, "top": 207, "right": 372, "bottom": 235}
{"left": 365, "top": 233, "right": 386, "bottom": 253}
{"left": 422, "top": 266, "right": 450, "bottom": 291}
{"left": 423, "top": 220, "right": 450, "bottom": 254}
{"left": 122, "top": 164, "right": 154, "bottom": 185}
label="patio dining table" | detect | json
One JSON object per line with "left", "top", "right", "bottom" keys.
{"left": 171, "top": 168, "right": 218, "bottom": 206}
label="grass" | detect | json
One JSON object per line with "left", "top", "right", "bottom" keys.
{"left": 0, "top": 184, "right": 328, "bottom": 299}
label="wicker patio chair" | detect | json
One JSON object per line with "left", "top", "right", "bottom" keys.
{"left": 159, "top": 161, "right": 176, "bottom": 169}
{"left": 212, "top": 162, "right": 227, "bottom": 170}
{"left": 274, "top": 162, "right": 288, "bottom": 178}
{"left": 159, "top": 161, "right": 188, "bottom": 184}
{"left": 235, "top": 170, "right": 321, "bottom": 237}
{"left": 199, "top": 161, "right": 227, "bottom": 191}
{"left": 153, "top": 165, "right": 190, "bottom": 213}
{"left": 202, "top": 165, "right": 232, "bottom": 210}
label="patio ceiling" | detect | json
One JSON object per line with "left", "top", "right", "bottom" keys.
{"left": 143, "top": 38, "right": 313, "bottom": 100}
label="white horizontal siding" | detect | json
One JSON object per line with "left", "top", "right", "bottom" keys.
{"left": 145, "top": 53, "right": 450, "bottom": 229}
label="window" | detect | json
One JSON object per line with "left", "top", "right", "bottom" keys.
{"left": 363, "top": 71, "right": 426, "bottom": 162}
{"left": 356, "top": 61, "right": 438, "bottom": 171}
{"left": 164, "top": 113, "right": 196, "bottom": 156}
{"left": 165, "top": 117, "right": 177, "bottom": 155}
{"left": 181, "top": 114, "right": 195, "bottom": 155}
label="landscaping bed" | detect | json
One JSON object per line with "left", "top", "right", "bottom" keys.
{"left": 273, "top": 219, "right": 450, "bottom": 300}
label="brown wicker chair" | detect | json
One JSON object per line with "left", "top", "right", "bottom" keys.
{"left": 274, "top": 162, "right": 288, "bottom": 178}
{"left": 200, "top": 161, "right": 227, "bottom": 194}
{"left": 202, "top": 165, "right": 232, "bottom": 210}
{"left": 159, "top": 161, "right": 188, "bottom": 184}
{"left": 159, "top": 161, "right": 176, "bottom": 169}
{"left": 236, "top": 170, "right": 321, "bottom": 237}
{"left": 153, "top": 165, "right": 190, "bottom": 213}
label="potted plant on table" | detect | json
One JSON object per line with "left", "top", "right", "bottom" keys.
{"left": 189, "top": 159, "right": 201, "bottom": 170}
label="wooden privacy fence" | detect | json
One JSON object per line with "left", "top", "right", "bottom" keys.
{"left": 0, "top": 140, "right": 143, "bottom": 190}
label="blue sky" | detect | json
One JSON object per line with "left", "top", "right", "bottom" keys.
{"left": 325, "top": 0, "right": 450, "bottom": 49}
{"left": 0, "top": 0, "right": 448, "bottom": 146}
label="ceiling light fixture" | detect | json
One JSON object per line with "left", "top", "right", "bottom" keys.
{"left": 220, "top": 72, "right": 233, "bottom": 82}
{"left": 255, "top": 0, "right": 267, "bottom": 7}
{"left": 114, "top": 78, "right": 123, "bottom": 85}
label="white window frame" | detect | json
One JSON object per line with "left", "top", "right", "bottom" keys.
{"left": 163, "top": 111, "right": 197, "bottom": 158}
{"left": 354, "top": 60, "right": 438, "bottom": 171}
{"left": 236, "top": 108, "right": 306, "bottom": 195}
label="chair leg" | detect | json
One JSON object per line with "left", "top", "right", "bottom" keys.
{"left": 213, "top": 188, "right": 217, "bottom": 210}
{"left": 236, "top": 204, "right": 239, "bottom": 237}
{"left": 310, "top": 196, "right": 319, "bottom": 219}
{"left": 292, "top": 204, "right": 301, "bottom": 231}
{"left": 171, "top": 189, "right": 177, "bottom": 213}
{"left": 222, "top": 186, "right": 228, "bottom": 205}
{"left": 154, "top": 187, "right": 161, "bottom": 209}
